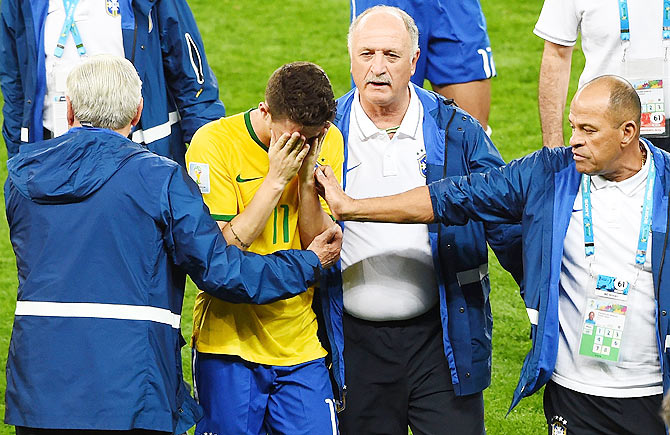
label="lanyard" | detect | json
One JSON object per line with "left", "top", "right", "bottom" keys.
{"left": 617, "top": 0, "right": 630, "bottom": 43}
{"left": 618, "top": 0, "right": 670, "bottom": 59}
{"left": 581, "top": 153, "right": 656, "bottom": 267}
{"left": 54, "top": 0, "right": 86, "bottom": 58}
{"left": 618, "top": 0, "right": 670, "bottom": 43}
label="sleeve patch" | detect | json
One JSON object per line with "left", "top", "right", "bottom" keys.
{"left": 188, "top": 162, "right": 210, "bottom": 194}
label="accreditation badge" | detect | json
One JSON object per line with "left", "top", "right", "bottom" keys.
{"left": 51, "top": 94, "right": 69, "bottom": 138}
{"left": 625, "top": 58, "right": 669, "bottom": 138}
{"left": 632, "top": 78, "right": 666, "bottom": 135}
{"left": 578, "top": 274, "right": 629, "bottom": 362}
{"left": 50, "top": 65, "right": 73, "bottom": 138}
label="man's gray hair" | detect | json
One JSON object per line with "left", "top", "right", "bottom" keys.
{"left": 347, "top": 5, "right": 420, "bottom": 59}
{"left": 66, "top": 55, "right": 142, "bottom": 130}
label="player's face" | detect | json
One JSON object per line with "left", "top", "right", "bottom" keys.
{"left": 349, "top": 11, "right": 419, "bottom": 110}
{"left": 568, "top": 86, "right": 628, "bottom": 181}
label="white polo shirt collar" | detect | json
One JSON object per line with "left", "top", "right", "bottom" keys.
{"left": 352, "top": 85, "right": 422, "bottom": 141}
{"left": 590, "top": 141, "right": 651, "bottom": 196}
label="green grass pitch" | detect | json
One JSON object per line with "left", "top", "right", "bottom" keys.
{"left": 0, "top": 0, "right": 585, "bottom": 433}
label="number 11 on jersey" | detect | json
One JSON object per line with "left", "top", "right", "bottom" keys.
{"left": 273, "top": 205, "right": 290, "bottom": 244}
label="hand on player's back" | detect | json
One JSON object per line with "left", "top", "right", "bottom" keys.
{"left": 306, "top": 224, "right": 342, "bottom": 268}
{"left": 314, "top": 165, "right": 352, "bottom": 221}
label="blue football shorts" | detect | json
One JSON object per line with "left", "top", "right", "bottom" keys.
{"left": 192, "top": 351, "right": 338, "bottom": 435}
{"left": 351, "top": 0, "right": 496, "bottom": 85}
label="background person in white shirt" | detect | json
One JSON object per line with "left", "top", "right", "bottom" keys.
{"left": 0, "top": 0, "right": 226, "bottom": 165}
{"left": 535, "top": 0, "right": 670, "bottom": 152}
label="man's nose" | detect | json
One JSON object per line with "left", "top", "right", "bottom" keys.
{"left": 370, "top": 52, "right": 387, "bottom": 75}
{"left": 569, "top": 130, "right": 582, "bottom": 147}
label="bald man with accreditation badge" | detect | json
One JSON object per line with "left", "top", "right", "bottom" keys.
{"left": 316, "top": 75, "right": 670, "bottom": 434}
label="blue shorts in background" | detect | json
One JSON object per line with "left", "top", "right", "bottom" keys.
{"left": 193, "top": 352, "right": 338, "bottom": 435}
{"left": 351, "top": 0, "right": 496, "bottom": 85}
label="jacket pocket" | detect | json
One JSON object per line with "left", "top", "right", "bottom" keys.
{"left": 184, "top": 33, "right": 204, "bottom": 85}
{"left": 174, "top": 379, "right": 204, "bottom": 434}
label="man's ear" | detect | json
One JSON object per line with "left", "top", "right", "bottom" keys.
{"left": 66, "top": 96, "right": 75, "bottom": 128}
{"left": 131, "top": 98, "right": 143, "bottom": 128}
{"left": 621, "top": 119, "right": 638, "bottom": 147}
{"left": 258, "top": 101, "right": 271, "bottom": 121}
{"left": 410, "top": 48, "right": 420, "bottom": 76}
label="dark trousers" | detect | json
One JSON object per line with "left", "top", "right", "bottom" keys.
{"left": 338, "top": 308, "right": 485, "bottom": 435}
{"left": 543, "top": 380, "right": 665, "bottom": 435}
{"left": 16, "top": 429, "right": 169, "bottom": 435}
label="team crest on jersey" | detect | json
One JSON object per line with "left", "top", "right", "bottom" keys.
{"left": 106, "top": 0, "right": 120, "bottom": 17}
{"left": 418, "top": 152, "right": 427, "bottom": 178}
{"left": 550, "top": 415, "right": 567, "bottom": 435}
{"left": 188, "top": 162, "right": 210, "bottom": 194}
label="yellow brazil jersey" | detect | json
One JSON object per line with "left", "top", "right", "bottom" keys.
{"left": 185, "top": 109, "right": 344, "bottom": 366}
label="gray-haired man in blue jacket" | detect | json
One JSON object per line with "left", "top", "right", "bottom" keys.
{"left": 4, "top": 54, "right": 342, "bottom": 435}
{"left": 329, "top": 6, "right": 521, "bottom": 434}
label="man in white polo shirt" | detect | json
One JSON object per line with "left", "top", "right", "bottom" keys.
{"left": 331, "top": 6, "right": 522, "bottom": 434}
{"left": 0, "top": 0, "right": 225, "bottom": 165}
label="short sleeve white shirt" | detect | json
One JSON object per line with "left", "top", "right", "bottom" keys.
{"left": 534, "top": 0, "right": 665, "bottom": 88}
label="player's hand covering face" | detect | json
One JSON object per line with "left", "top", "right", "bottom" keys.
{"left": 267, "top": 130, "right": 310, "bottom": 187}
{"left": 298, "top": 121, "right": 330, "bottom": 184}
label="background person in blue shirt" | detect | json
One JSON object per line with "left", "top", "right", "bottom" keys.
{"left": 350, "top": 0, "right": 496, "bottom": 134}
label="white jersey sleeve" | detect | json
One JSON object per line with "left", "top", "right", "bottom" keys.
{"left": 534, "top": 0, "right": 581, "bottom": 46}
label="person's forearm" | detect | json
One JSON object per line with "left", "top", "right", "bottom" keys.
{"left": 538, "top": 41, "right": 573, "bottom": 148}
{"left": 298, "top": 179, "right": 334, "bottom": 247}
{"left": 221, "top": 178, "right": 284, "bottom": 249}
{"left": 339, "top": 186, "right": 434, "bottom": 223}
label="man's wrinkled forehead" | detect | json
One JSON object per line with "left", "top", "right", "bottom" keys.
{"left": 351, "top": 10, "right": 411, "bottom": 51}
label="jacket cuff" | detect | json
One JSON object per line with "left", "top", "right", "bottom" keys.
{"left": 302, "top": 249, "right": 323, "bottom": 282}
{"left": 428, "top": 181, "right": 444, "bottom": 224}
